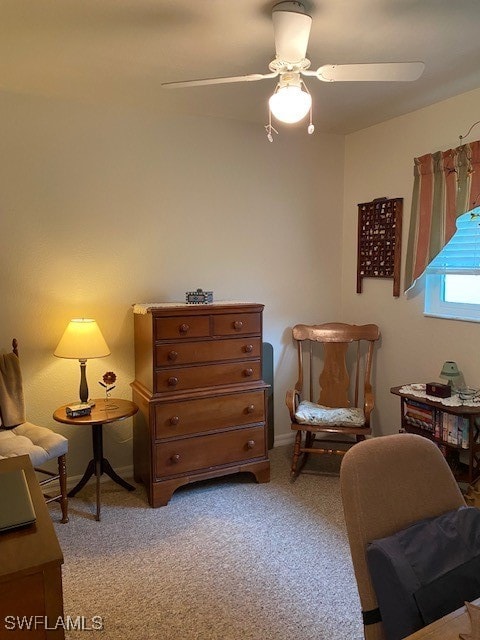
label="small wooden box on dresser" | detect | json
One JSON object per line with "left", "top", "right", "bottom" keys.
{"left": 132, "top": 302, "right": 271, "bottom": 507}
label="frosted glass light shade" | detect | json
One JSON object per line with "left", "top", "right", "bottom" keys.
{"left": 439, "top": 360, "right": 466, "bottom": 390}
{"left": 269, "top": 85, "right": 312, "bottom": 124}
{"left": 54, "top": 318, "right": 110, "bottom": 360}
{"left": 440, "top": 361, "right": 460, "bottom": 378}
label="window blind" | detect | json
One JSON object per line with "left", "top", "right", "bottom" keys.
{"left": 426, "top": 209, "right": 480, "bottom": 275}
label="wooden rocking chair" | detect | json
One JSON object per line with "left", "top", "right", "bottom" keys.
{"left": 286, "top": 322, "right": 380, "bottom": 478}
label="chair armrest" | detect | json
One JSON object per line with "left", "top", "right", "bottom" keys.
{"left": 285, "top": 388, "right": 301, "bottom": 421}
{"left": 363, "top": 383, "right": 375, "bottom": 426}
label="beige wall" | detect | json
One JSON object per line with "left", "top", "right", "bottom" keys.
{"left": 342, "top": 86, "right": 480, "bottom": 437}
{"left": 7, "top": 83, "right": 480, "bottom": 480}
{"left": 1, "top": 90, "right": 344, "bottom": 476}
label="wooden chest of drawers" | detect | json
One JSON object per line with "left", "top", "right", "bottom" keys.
{"left": 132, "top": 302, "right": 270, "bottom": 507}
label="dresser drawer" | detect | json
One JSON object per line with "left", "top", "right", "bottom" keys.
{"left": 155, "top": 337, "right": 261, "bottom": 367}
{"left": 213, "top": 313, "right": 261, "bottom": 336}
{"left": 155, "top": 361, "right": 261, "bottom": 392}
{"left": 154, "top": 315, "right": 210, "bottom": 340}
{"left": 155, "top": 425, "right": 266, "bottom": 478}
{"left": 154, "top": 390, "right": 265, "bottom": 439}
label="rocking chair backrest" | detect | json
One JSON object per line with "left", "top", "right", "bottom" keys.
{"left": 292, "top": 323, "right": 380, "bottom": 409}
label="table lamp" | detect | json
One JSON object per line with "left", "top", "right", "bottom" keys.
{"left": 439, "top": 361, "right": 466, "bottom": 391}
{"left": 54, "top": 318, "right": 110, "bottom": 403}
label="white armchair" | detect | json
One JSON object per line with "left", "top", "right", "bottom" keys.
{"left": 0, "top": 339, "right": 68, "bottom": 523}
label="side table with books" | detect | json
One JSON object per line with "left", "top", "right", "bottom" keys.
{"left": 390, "top": 385, "right": 480, "bottom": 485}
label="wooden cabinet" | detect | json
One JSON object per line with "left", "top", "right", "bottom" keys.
{"left": 0, "top": 455, "right": 65, "bottom": 639}
{"left": 132, "top": 302, "right": 270, "bottom": 507}
{"left": 391, "top": 386, "right": 480, "bottom": 484}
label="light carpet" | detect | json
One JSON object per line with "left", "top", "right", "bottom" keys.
{"left": 50, "top": 446, "right": 363, "bottom": 640}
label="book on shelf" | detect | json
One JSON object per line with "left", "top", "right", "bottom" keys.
{"left": 459, "top": 416, "right": 469, "bottom": 449}
{"left": 442, "top": 413, "right": 469, "bottom": 449}
{"left": 403, "top": 400, "right": 469, "bottom": 449}
{"left": 403, "top": 399, "right": 434, "bottom": 431}
{"left": 434, "top": 410, "right": 442, "bottom": 439}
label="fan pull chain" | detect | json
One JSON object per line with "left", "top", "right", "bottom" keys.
{"left": 308, "top": 110, "right": 314, "bottom": 134}
{"left": 264, "top": 109, "right": 278, "bottom": 142}
{"left": 301, "top": 80, "right": 315, "bottom": 135}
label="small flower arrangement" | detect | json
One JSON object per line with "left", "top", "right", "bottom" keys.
{"left": 99, "top": 371, "right": 116, "bottom": 399}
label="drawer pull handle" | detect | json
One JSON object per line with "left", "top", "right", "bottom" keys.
{"left": 169, "top": 416, "right": 180, "bottom": 426}
{"left": 179, "top": 323, "right": 189, "bottom": 334}
{"left": 244, "top": 344, "right": 254, "bottom": 353}
{"left": 233, "top": 320, "right": 243, "bottom": 331}
{"left": 168, "top": 376, "right": 179, "bottom": 386}
{"left": 243, "top": 368, "right": 253, "bottom": 377}
{"left": 170, "top": 454, "right": 181, "bottom": 464}
{"left": 247, "top": 440, "right": 255, "bottom": 450}
{"left": 246, "top": 404, "right": 255, "bottom": 413}
{"left": 168, "top": 350, "right": 178, "bottom": 361}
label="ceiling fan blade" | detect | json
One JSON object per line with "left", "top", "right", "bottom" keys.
{"left": 162, "top": 72, "right": 278, "bottom": 89}
{"left": 309, "top": 62, "right": 425, "bottom": 82}
{"left": 272, "top": 1, "right": 312, "bottom": 62}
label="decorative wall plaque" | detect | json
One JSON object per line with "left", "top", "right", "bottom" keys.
{"left": 357, "top": 197, "right": 402, "bottom": 297}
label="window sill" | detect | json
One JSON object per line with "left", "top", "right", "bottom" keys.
{"left": 423, "top": 312, "right": 480, "bottom": 324}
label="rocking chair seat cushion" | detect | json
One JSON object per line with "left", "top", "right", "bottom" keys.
{"left": 0, "top": 422, "right": 68, "bottom": 466}
{"left": 294, "top": 400, "right": 366, "bottom": 428}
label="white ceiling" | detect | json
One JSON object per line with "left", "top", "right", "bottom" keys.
{"left": 2, "top": 0, "right": 480, "bottom": 134}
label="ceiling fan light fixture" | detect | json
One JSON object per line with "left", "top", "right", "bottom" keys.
{"left": 269, "top": 76, "right": 311, "bottom": 124}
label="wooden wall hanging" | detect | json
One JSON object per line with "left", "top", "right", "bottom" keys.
{"left": 357, "top": 197, "right": 402, "bottom": 297}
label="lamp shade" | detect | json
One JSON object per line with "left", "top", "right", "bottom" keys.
{"left": 439, "top": 360, "right": 466, "bottom": 390}
{"left": 440, "top": 361, "right": 460, "bottom": 378}
{"left": 54, "top": 319, "right": 110, "bottom": 360}
{"left": 269, "top": 84, "right": 312, "bottom": 124}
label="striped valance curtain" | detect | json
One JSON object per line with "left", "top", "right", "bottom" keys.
{"left": 404, "top": 139, "right": 480, "bottom": 291}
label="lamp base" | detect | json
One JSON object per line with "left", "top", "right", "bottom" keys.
{"left": 79, "top": 359, "right": 89, "bottom": 403}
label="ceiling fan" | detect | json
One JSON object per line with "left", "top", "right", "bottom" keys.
{"left": 162, "top": 1, "right": 425, "bottom": 139}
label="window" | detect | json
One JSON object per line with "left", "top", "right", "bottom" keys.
{"left": 424, "top": 211, "right": 480, "bottom": 322}
{"left": 444, "top": 274, "right": 480, "bottom": 304}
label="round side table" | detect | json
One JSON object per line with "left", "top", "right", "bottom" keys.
{"left": 53, "top": 398, "right": 138, "bottom": 521}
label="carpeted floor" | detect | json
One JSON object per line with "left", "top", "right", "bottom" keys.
{"left": 50, "top": 445, "right": 363, "bottom": 640}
